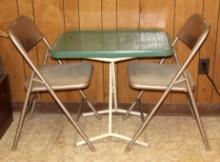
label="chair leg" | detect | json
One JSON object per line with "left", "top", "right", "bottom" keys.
{"left": 123, "top": 91, "right": 144, "bottom": 120}
{"left": 29, "top": 94, "right": 39, "bottom": 119}
{"left": 138, "top": 99, "right": 144, "bottom": 122}
{"left": 185, "top": 94, "right": 196, "bottom": 119}
{"left": 48, "top": 89, "right": 95, "bottom": 151}
{"left": 12, "top": 85, "right": 32, "bottom": 151}
{"left": 79, "top": 90, "right": 101, "bottom": 120}
{"left": 126, "top": 104, "right": 161, "bottom": 150}
{"left": 76, "top": 98, "right": 84, "bottom": 121}
{"left": 125, "top": 87, "right": 171, "bottom": 152}
{"left": 187, "top": 90, "right": 210, "bottom": 150}
{"left": 125, "top": 101, "right": 162, "bottom": 152}
{"left": 183, "top": 72, "right": 210, "bottom": 150}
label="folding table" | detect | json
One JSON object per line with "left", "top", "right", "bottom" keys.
{"left": 51, "top": 30, "right": 172, "bottom": 146}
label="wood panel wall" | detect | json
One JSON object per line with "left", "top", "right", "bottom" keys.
{"left": 0, "top": 0, "right": 220, "bottom": 105}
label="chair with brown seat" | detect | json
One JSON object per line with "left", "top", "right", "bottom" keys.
{"left": 124, "top": 14, "right": 210, "bottom": 151}
{"left": 8, "top": 15, "right": 101, "bottom": 151}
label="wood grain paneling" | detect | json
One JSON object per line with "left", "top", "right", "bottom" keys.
{"left": 117, "top": 0, "right": 140, "bottom": 29}
{"left": 78, "top": 0, "right": 102, "bottom": 30}
{"left": 63, "top": 0, "right": 81, "bottom": 102}
{"left": 102, "top": 0, "right": 116, "bottom": 30}
{"left": 17, "top": 0, "right": 38, "bottom": 81}
{"left": 117, "top": 0, "right": 140, "bottom": 103}
{"left": 79, "top": 0, "right": 104, "bottom": 102}
{"left": 197, "top": 0, "right": 220, "bottom": 104}
{"left": 1, "top": 0, "right": 220, "bottom": 107}
{"left": 33, "top": 0, "right": 68, "bottom": 101}
{"left": 213, "top": 2, "right": 220, "bottom": 104}
{"left": 172, "top": 0, "right": 203, "bottom": 104}
{"left": 63, "top": 0, "right": 79, "bottom": 31}
{"left": 0, "top": 0, "right": 25, "bottom": 102}
{"left": 139, "top": 0, "right": 175, "bottom": 104}
{"left": 140, "top": 0, "right": 175, "bottom": 32}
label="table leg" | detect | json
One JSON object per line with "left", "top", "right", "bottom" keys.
{"left": 83, "top": 61, "right": 146, "bottom": 117}
{"left": 76, "top": 61, "right": 148, "bottom": 148}
{"left": 108, "top": 62, "right": 113, "bottom": 133}
{"left": 112, "top": 61, "right": 118, "bottom": 110}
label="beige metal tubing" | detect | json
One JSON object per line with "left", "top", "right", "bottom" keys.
{"left": 124, "top": 38, "right": 179, "bottom": 121}
{"left": 138, "top": 99, "right": 144, "bottom": 121}
{"left": 0, "top": 30, "right": 8, "bottom": 38}
{"left": 12, "top": 73, "right": 34, "bottom": 151}
{"left": 79, "top": 90, "right": 101, "bottom": 120}
{"left": 46, "top": 81, "right": 95, "bottom": 151}
{"left": 29, "top": 93, "right": 39, "bottom": 119}
{"left": 43, "top": 38, "right": 62, "bottom": 64}
{"left": 10, "top": 34, "right": 95, "bottom": 151}
{"left": 184, "top": 71, "right": 210, "bottom": 150}
{"left": 76, "top": 98, "right": 85, "bottom": 121}
{"left": 41, "top": 40, "right": 95, "bottom": 151}
{"left": 125, "top": 77, "right": 175, "bottom": 151}
{"left": 185, "top": 93, "right": 196, "bottom": 119}
{"left": 37, "top": 70, "right": 95, "bottom": 151}
{"left": 123, "top": 90, "right": 144, "bottom": 120}
{"left": 125, "top": 30, "right": 209, "bottom": 151}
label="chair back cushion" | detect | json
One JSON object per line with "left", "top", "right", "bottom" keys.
{"left": 8, "top": 16, "right": 43, "bottom": 52}
{"left": 177, "top": 14, "right": 210, "bottom": 49}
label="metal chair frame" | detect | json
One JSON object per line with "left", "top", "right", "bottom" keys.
{"left": 124, "top": 14, "right": 210, "bottom": 151}
{"left": 8, "top": 16, "right": 101, "bottom": 151}
{"left": 0, "top": 30, "right": 9, "bottom": 38}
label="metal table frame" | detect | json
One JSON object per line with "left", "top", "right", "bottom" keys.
{"left": 76, "top": 57, "right": 148, "bottom": 146}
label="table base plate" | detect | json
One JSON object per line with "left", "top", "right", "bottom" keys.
{"left": 76, "top": 132, "right": 149, "bottom": 147}
{"left": 82, "top": 108, "right": 147, "bottom": 117}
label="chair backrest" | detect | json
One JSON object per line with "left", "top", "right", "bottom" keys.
{"left": 177, "top": 14, "right": 210, "bottom": 49}
{"left": 8, "top": 15, "right": 53, "bottom": 82}
{"left": 171, "top": 14, "right": 209, "bottom": 88}
{"left": 8, "top": 16, "right": 43, "bottom": 53}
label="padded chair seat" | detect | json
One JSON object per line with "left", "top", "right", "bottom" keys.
{"left": 128, "top": 62, "right": 195, "bottom": 92}
{"left": 26, "top": 63, "right": 93, "bottom": 92}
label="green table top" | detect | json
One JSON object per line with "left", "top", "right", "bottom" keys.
{"left": 51, "top": 30, "right": 173, "bottom": 59}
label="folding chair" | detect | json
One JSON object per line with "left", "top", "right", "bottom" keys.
{"left": 8, "top": 15, "right": 101, "bottom": 151}
{"left": 124, "top": 14, "right": 210, "bottom": 151}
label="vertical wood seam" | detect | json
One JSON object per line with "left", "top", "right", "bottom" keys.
{"left": 172, "top": 0, "right": 176, "bottom": 39}
{"left": 138, "top": 0, "right": 142, "bottom": 62}
{"left": 116, "top": 0, "right": 118, "bottom": 30}
{"left": 31, "top": 0, "right": 42, "bottom": 101}
{"left": 15, "top": 0, "right": 27, "bottom": 81}
{"left": 77, "top": 0, "right": 81, "bottom": 30}
{"left": 32, "top": 0, "right": 39, "bottom": 71}
{"left": 101, "top": 0, "right": 103, "bottom": 30}
{"left": 62, "top": 0, "right": 66, "bottom": 30}
{"left": 100, "top": 0, "right": 104, "bottom": 101}
{"left": 195, "top": 0, "right": 205, "bottom": 101}
{"left": 171, "top": 0, "right": 177, "bottom": 104}
{"left": 62, "top": 0, "right": 70, "bottom": 101}
{"left": 16, "top": 0, "right": 28, "bottom": 101}
{"left": 138, "top": 0, "right": 140, "bottom": 29}
{"left": 15, "top": 0, "right": 20, "bottom": 15}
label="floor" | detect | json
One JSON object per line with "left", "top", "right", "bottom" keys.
{"left": 0, "top": 112, "right": 220, "bottom": 162}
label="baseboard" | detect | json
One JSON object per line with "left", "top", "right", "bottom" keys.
{"left": 12, "top": 102, "right": 220, "bottom": 116}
